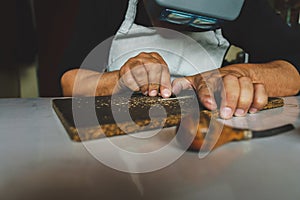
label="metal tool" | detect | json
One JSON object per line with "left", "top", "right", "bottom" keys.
{"left": 178, "top": 110, "right": 295, "bottom": 151}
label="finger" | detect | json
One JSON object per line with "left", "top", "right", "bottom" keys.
{"left": 234, "top": 77, "right": 254, "bottom": 117}
{"left": 220, "top": 75, "right": 240, "bottom": 119}
{"left": 172, "top": 77, "right": 193, "bottom": 94}
{"left": 137, "top": 52, "right": 164, "bottom": 96}
{"left": 159, "top": 66, "right": 172, "bottom": 98}
{"left": 154, "top": 56, "right": 171, "bottom": 98}
{"left": 149, "top": 52, "right": 172, "bottom": 97}
{"left": 249, "top": 83, "right": 268, "bottom": 114}
{"left": 174, "top": 76, "right": 217, "bottom": 110}
{"left": 197, "top": 83, "right": 218, "bottom": 111}
{"left": 192, "top": 74, "right": 218, "bottom": 110}
{"left": 146, "top": 62, "right": 162, "bottom": 96}
{"left": 130, "top": 63, "right": 149, "bottom": 94}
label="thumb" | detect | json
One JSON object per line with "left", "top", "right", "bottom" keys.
{"left": 171, "top": 77, "right": 193, "bottom": 95}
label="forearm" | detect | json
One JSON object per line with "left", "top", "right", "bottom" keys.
{"left": 222, "top": 60, "right": 300, "bottom": 97}
{"left": 61, "top": 69, "right": 120, "bottom": 96}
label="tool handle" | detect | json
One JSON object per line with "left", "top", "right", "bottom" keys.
{"left": 177, "top": 111, "right": 249, "bottom": 151}
{"left": 189, "top": 123, "right": 248, "bottom": 151}
{"left": 252, "top": 124, "right": 294, "bottom": 138}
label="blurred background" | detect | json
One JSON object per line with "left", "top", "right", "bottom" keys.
{"left": 0, "top": 0, "right": 299, "bottom": 98}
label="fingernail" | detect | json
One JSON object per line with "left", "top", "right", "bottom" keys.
{"left": 204, "top": 97, "right": 213, "bottom": 105}
{"left": 249, "top": 108, "right": 258, "bottom": 114}
{"left": 143, "top": 91, "right": 148, "bottom": 96}
{"left": 149, "top": 90, "right": 157, "bottom": 96}
{"left": 221, "top": 107, "right": 233, "bottom": 119}
{"left": 202, "top": 97, "right": 217, "bottom": 110}
{"left": 235, "top": 108, "right": 245, "bottom": 116}
{"left": 162, "top": 89, "right": 171, "bottom": 97}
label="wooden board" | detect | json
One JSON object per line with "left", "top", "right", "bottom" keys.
{"left": 52, "top": 91, "right": 284, "bottom": 142}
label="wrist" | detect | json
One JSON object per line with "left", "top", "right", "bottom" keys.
{"left": 95, "top": 70, "right": 121, "bottom": 96}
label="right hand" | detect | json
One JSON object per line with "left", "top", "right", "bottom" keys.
{"left": 172, "top": 66, "right": 268, "bottom": 119}
{"left": 117, "top": 52, "right": 172, "bottom": 98}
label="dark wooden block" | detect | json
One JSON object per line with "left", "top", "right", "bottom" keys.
{"left": 52, "top": 91, "right": 284, "bottom": 142}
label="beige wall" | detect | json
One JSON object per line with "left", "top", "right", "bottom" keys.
{"left": 0, "top": 63, "right": 39, "bottom": 98}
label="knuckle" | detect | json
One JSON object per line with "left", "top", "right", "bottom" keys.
{"left": 223, "top": 74, "right": 238, "bottom": 81}
{"left": 239, "top": 76, "right": 251, "bottom": 82}
{"left": 150, "top": 52, "right": 161, "bottom": 57}
{"left": 127, "top": 56, "right": 137, "bottom": 63}
{"left": 126, "top": 58, "right": 143, "bottom": 68}
{"left": 255, "top": 97, "right": 268, "bottom": 106}
{"left": 119, "top": 66, "right": 128, "bottom": 76}
{"left": 137, "top": 52, "right": 149, "bottom": 57}
{"left": 124, "top": 77, "right": 136, "bottom": 86}
{"left": 224, "top": 88, "right": 238, "bottom": 99}
{"left": 149, "top": 83, "right": 159, "bottom": 90}
{"left": 145, "top": 62, "right": 162, "bottom": 73}
{"left": 252, "top": 96, "right": 268, "bottom": 108}
{"left": 227, "top": 96, "right": 239, "bottom": 104}
{"left": 132, "top": 66, "right": 145, "bottom": 77}
{"left": 226, "top": 95, "right": 239, "bottom": 106}
{"left": 238, "top": 98, "right": 252, "bottom": 108}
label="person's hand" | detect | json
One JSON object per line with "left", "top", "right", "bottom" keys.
{"left": 172, "top": 65, "right": 268, "bottom": 119}
{"left": 117, "top": 52, "right": 172, "bottom": 98}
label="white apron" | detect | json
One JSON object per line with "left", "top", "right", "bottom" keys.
{"left": 108, "top": 0, "right": 229, "bottom": 78}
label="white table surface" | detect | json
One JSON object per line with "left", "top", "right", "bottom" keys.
{"left": 0, "top": 96, "right": 299, "bottom": 200}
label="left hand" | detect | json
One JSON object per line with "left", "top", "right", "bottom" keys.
{"left": 117, "top": 52, "right": 172, "bottom": 98}
{"left": 172, "top": 66, "right": 268, "bottom": 119}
